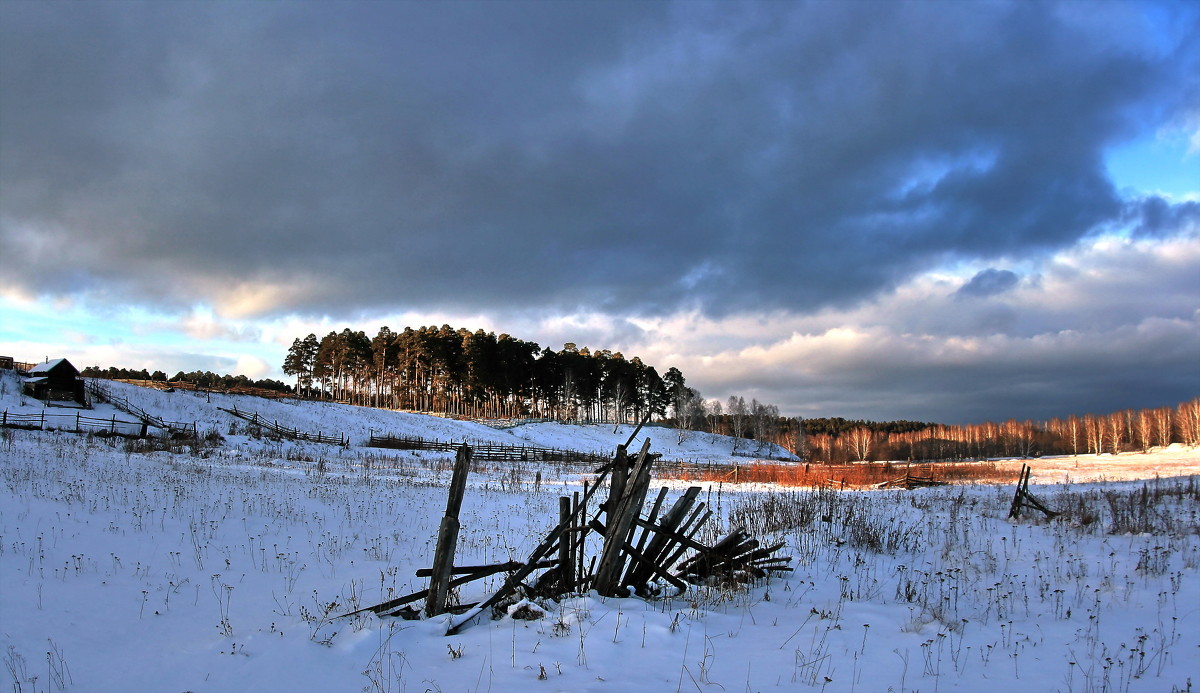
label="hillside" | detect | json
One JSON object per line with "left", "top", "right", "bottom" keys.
{"left": 0, "top": 370, "right": 798, "bottom": 462}
{"left": 1, "top": 368, "right": 1198, "bottom": 692}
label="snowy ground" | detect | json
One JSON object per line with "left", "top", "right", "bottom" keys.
{"left": 1, "top": 374, "right": 1197, "bottom": 692}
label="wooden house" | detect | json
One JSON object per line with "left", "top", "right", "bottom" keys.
{"left": 0, "top": 356, "right": 14, "bottom": 369}
{"left": 23, "top": 358, "right": 86, "bottom": 404}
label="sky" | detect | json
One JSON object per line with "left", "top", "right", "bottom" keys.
{"left": 1, "top": 0, "right": 1197, "bottom": 425}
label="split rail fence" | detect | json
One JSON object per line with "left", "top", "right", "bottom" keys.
{"left": 86, "top": 380, "right": 197, "bottom": 436}
{"left": 367, "top": 434, "right": 608, "bottom": 465}
{"left": 218, "top": 406, "right": 347, "bottom": 445}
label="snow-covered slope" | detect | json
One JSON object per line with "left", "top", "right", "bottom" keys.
{"left": 1, "top": 372, "right": 798, "bottom": 462}
{"left": 1, "top": 368, "right": 1198, "bottom": 693}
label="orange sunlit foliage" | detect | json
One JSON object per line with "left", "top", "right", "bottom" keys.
{"left": 655, "top": 460, "right": 1020, "bottom": 489}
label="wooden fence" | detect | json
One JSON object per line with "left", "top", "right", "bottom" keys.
{"left": 366, "top": 434, "right": 609, "bottom": 465}
{"left": 109, "top": 379, "right": 294, "bottom": 400}
{"left": 218, "top": 406, "right": 347, "bottom": 445}
{"left": 86, "top": 380, "right": 197, "bottom": 436}
{"left": 2, "top": 409, "right": 150, "bottom": 437}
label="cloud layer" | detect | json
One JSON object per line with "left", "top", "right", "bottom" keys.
{"left": 2, "top": 1, "right": 1197, "bottom": 423}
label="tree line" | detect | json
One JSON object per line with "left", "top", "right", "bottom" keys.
{"left": 81, "top": 365, "right": 291, "bottom": 393}
{"left": 283, "top": 325, "right": 685, "bottom": 423}
{"left": 707, "top": 398, "right": 1200, "bottom": 463}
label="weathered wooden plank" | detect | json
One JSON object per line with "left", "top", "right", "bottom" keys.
{"left": 415, "top": 560, "right": 529, "bottom": 578}
{"left": 622, "top": 487, "right": 669, "bottom": 586}
{"left": 426, "top": 445, "right": 472, "bottom": 617}
{"left": 594, "top": 440, "right": 653, "bottom": 596}
{"left": 646, "top": 507, "right": 712, "bottom": 584}
{"left": 621, "top": 542, "right": 688, "bottom": 592}
{"left": 348, "top": 560, "right": 558, "bottom": 618}
{"left": 559, "top": 496, "right": 573, "bottom": 593}
{"left": 624, "top": 488, "right": 702, "bottom": 590}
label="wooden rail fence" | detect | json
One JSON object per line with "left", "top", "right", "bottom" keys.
{"left": 86, "top": 379, "right": 197, "bottom": 436}
{"left": 218, "top": 406, "right": 347, "bottom": 445}
{"left": 366, "top": 434, "right": 608, "bottom": 465}
{"left": 2, "top": 409, "right": 149, "bottom": 437}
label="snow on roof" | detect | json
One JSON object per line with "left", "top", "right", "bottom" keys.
{"left": 28, "top": 358, "right": 69, "bottom": 374}
{"left": 22, "top": 376, "right": 48, "bottom": 384}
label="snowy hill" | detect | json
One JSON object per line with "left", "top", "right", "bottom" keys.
{"left": 1, "top": 371, "right": 798, "bottom": 462}
{"left": 1, "top": 367, "right": 1198, "bottom": 692}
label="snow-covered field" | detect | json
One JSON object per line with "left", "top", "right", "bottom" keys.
{"left": 2, "top": 374, "right": 1197, "bottom": 692}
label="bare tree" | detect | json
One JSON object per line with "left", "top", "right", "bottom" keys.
{"left": 706, "top": 399, "right": 724, "bottom": 434}
{"left": 1153, "top": 407, "right": 1174, "bottom": 447}
{"left": 728, "top": 395, "right": 746, "bottom": 440}
{"left": 1179, "top": 398, "right": 1200, "bottom": 447}
{"left": 1136, "top": 409, "right": 1153, "bottom": 452}
{"left": 1104, "top": 412, "right": 1125, "bottom": 454}
{"left": 845, "top": 426, "right": 875, "bottom": 462}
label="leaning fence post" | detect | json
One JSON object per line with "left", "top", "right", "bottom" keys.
{"left": 559, "top": 496, "right": 573, "bottom": 592}
{"left": 427, "top": 444, "right": 473, "bottom": 617}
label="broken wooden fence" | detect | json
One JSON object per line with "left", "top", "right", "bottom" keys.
{"left": 347, "top": 424, "right": 792, "bottom": 634}
{"left": 1007, "top": 463, "right": 1059, "bottom": 519}
{"left": 875, "top": 465, "right": 947, "bottom": 489}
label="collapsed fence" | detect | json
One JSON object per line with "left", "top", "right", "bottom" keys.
{"left": 346, "top": 420, "right": 792, "bottom": 633}
{"left": 366, "top": 434, "right": 609, "bottom": 465}
{"left": 218, "top": 406, "right": 348, "bottom": 445}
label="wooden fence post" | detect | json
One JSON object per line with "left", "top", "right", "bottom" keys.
{"left": 573, "top": 490, "right": 584, "bottom": 590}
{"left": 427, "top": 444, "right": 473, "bottom": 617}
{"left": 558, "top": 496, "right": 573, "bottom": 592}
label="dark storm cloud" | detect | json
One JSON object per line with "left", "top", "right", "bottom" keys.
{"left": 1, "top": 0, "right": 1195, "bottom": 319}
{"left": 955, "top": 269, "right": 1020, "bottom": 299}
{"left": 1124, "top": 196, "right": 1200, "bottom": 239}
